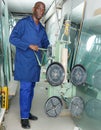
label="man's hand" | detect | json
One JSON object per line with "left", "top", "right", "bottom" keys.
{"left": 29, "top": 45, "right": 39, "bottom": 51}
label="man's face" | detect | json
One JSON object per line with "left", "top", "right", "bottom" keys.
{"left": 33, "top": 3, "right": 45, "bottom": 20}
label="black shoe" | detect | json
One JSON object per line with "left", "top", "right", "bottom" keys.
{"left": 21, "top": 119, "right": 30, "bottom": 129}
{"left": 29, "top": 113, "right": 38, "bottom": 120}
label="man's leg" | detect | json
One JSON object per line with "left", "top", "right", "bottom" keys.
{"left": 20, "top": 81, "right": 33, "bottom": 119}
{"left": 28, "top": 82, "right": 35, "bottom": 113}
{"left": 28, "top": 82, "right": 38, "bottom": 120}
{"left": 20, "top": 81, "right": 34, "bottom": 128}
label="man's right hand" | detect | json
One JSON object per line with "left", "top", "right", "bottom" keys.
{"left": 29, "top": 45, "right": 39, "bottom": 51}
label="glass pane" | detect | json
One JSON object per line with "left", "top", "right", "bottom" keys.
{"left": 73, "top": 11, "right": 101, "bottom": 130}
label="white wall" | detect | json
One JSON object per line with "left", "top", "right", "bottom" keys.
{"left": 85, "top": 0, "right": 101, "bottom": 19}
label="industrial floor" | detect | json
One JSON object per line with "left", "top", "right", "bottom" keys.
{"left": 4, "top": 81, "right": 75, "bottom": 130}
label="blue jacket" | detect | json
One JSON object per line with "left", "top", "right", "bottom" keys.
{"left": 9, "top": 16, "right": 50, "bottom": 82}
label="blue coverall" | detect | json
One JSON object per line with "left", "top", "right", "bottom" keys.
{"left": 9, "top": 16, "right": 50, "bottom": 118}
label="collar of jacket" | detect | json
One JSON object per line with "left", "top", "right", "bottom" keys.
{"left": 29, "top": 16, "right": 43, "bottom": 29}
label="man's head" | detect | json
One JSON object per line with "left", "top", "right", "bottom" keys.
{"left": 32, "top": 1, "right": 45, "bottom": 21}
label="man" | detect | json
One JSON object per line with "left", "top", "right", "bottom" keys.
{"left": 9, "top": 1, "right": 50, "bottom": 129}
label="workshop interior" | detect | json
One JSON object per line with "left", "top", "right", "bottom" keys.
{"left": 0, "top": 0, "right": 101, "bottom": 130}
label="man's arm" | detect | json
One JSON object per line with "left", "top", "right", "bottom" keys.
{"left": 9, "top": 20, "right": 29, "bottom": 51}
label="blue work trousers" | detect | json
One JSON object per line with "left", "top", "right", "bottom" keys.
{"left": 20, "top": 81, "right": 35, "bottom": 118}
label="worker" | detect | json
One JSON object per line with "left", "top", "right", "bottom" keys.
{"left": 9, "top": 1, "right": 50, "bottom": 129}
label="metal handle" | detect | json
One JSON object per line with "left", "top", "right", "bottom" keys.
{"left": 34, "top": 47, "right": 47, "bottom": 67}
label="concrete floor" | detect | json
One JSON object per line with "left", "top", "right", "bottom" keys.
{"left": 4, "top": 81, "right": 75, "bottom": 130}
